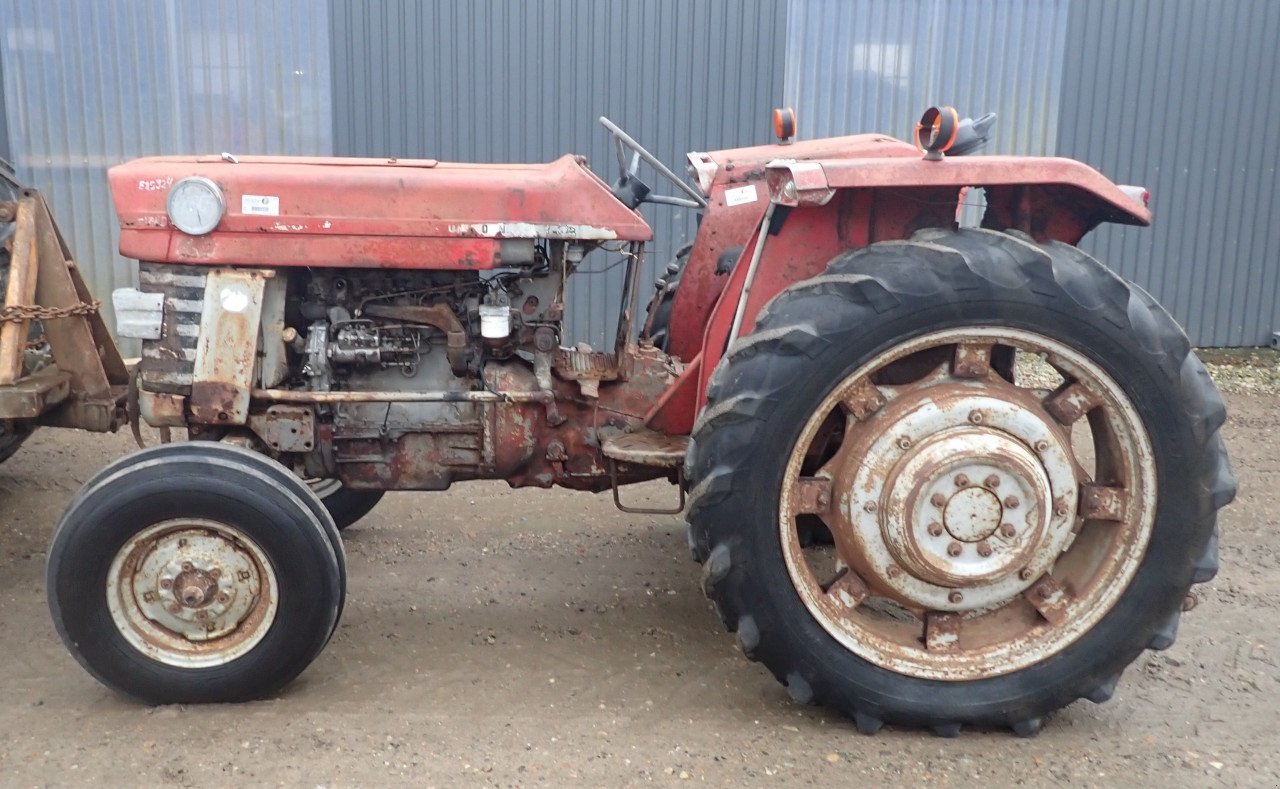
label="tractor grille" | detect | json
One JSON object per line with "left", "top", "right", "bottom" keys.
{"left": 138, "top": 263, "right": 206, "bottom": 394}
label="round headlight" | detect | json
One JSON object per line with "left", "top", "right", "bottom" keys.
{"left": 166, "top": 176, "right": 225, "bottom": 236}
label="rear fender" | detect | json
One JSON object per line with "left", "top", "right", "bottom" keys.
{"left": 768, "top": 155, "right": 1150, "bottom": 241}
{"left": 647, "top": 155, "right": 1150, "bottom": 434}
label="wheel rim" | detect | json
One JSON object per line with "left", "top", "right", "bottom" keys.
{"left": 107, "top": 519, "right": 279, "bottom": 668}
{"left": 779, "top": 327, "right": 1156, "bottom": 681}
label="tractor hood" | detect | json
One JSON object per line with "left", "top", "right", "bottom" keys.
{"left": 108, "top": 154, "right": 652, "bottom": 269}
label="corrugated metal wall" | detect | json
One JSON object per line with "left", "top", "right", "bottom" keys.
{"left": 1058, "top": 0, "right": 1280, "bottom": 347}
{"left": 330, "top": 0, "right": 788, "bottom": 347}
{"left": 0, "top": 0, "right": 1272, "bottom": 348}
{"left": 0, "top": 0, "right": 332, "bottom": 351}
{"left": 785, "top": 0, "right": 1069, "bottom": 155}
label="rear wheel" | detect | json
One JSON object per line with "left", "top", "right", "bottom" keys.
{"left": 47, "top": 443, "right": 345, "bottom": 703}
{"left": 687, "top": 228, "right": 1234, "bottom": 735}
{"left": 308, "top": 478, "right": 385, "bottom": 531}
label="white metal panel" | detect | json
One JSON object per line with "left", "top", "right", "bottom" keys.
{"left": 785, "top": 0, "right": 1070, "bottom": 155}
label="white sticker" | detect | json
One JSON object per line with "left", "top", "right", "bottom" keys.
{"left": 723, "top": 184, "right": 758, "bottom": 207}
{"left": 241, "top": 194, "right": 280, "bottom": 216}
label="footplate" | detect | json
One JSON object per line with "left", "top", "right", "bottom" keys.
{"left": 601, "top": 429, "right": 688, "bottom": 515}
{"left": 601, "top": 430, "right": 689, "bottom": 467}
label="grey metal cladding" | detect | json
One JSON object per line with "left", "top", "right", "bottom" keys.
{"left": 329, "top": 0, "right": 788, "bottom": 348}
{"left": 0, "top": 0, "right": 333, "bottom": 355}
{"left": 785, "top": 0, "right": 1070, "bottom": 157}
{"left": 1057, "top": 0, "right": 1280, "bottom": 347}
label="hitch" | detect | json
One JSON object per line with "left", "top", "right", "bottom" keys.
{"left": 0, "top": 191, "right": 128, "bottom": 431}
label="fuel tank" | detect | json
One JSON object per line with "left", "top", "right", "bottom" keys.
{"left": 108, "top": 153, "right": 652, "bottom": 269}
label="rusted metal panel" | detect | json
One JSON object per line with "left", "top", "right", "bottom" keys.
{"left": 247, "top": 405, "right": 316, "bottom": 453}
{"left": 0, "top": 366, "right": 71, "bottom": 419}
{"left": 189, "top": 269, "right": 267, "bottom": 425}
{"left": 138, "top": 390, "right": 186, "bottom": 427}
{"left": 107, "top": 154, "right": 651, "bottom": 269}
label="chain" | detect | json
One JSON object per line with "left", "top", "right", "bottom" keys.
{"left": 0, "top": 299, "right": 100, "bottom": 323}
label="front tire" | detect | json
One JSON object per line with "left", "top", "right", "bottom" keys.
{"left": 47, "top": 443, "right": 345, "bottom": 703}
{"left": 687, "top": 228, "right": 1234, "bottom": 735}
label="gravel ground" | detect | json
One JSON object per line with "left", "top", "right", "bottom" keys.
{"left": 0, "top": 372, "right": 1276, "bottom": 786}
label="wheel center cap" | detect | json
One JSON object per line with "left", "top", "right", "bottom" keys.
{"left": 944, "top": 487, "right": 1003, "bottom": 542}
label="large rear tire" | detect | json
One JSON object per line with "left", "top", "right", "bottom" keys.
{"left": 308, "top": 479, "right": 385, "bottom": 531}
{"left": 686, "top": 228, "right": 1234, "bottom": 736}
{"left": 47, "top": 443, "right": 345, "bottom": 703}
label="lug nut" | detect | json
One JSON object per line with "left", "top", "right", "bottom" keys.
{"left": 1018, "top": 568, "right": 1033, "bottom": 581}
{"left": 863, "top": 501, "right": 878, "bottom": 513}
{"left": 946, "top": 541, "right": 963, "bottom": 557}
{"left": 985, "top": 475, "right": 1000, "bottom": 488}
{"left": 887, "top": 565, "right": 901, "bottom": 579}
{"left": 1000, "top": 523, "right": 1017, "bottom": 538}
{"left": 968, "top": 410, "right": 984, "bottom": 424}
{"left": 181, "top": 561, "right": 193, "bottom": 572}
{"left": 897, "top": 436, "right": 912, "bottom": 450}
{"left": 1034, "top": 440, "right": 1050, "bottom": 452}
{"left": 954, "top": 474, "right": 970, "bottom": 487}
{"left": 976, "top": 541, "right": 993, "bottom": 557}
{"left": 948, "top": 591, "right": 964, "bottom": 604}
{"left": 930, "top": 493, "right": 947, "bottom": 508}
{"left": 1004, "top": 496, "right": 1020, "bottom": 509}
{"left": 1054, "top": 503, "right": 1070, "bottom": 517}
{"left": 210, "top": 568, "right": 222, "bottom": 579}
{"left": 927, "top": 522, "right": 944, "bottom": 537}
{"left": 217, "top": 593, "right": 230, "bottom": 604}
{"left": 159, "top": 578, "right": 172, "bottom": 590}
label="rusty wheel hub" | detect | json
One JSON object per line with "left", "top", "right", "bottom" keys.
{"left": 108, "top": 519, "right": 278, "bottom": 668}
{"left": 846, "top": 391, "right": 1079, "bottom": 612}
{"left": 779, "top": 328, "right": 1156, "bottom": 681}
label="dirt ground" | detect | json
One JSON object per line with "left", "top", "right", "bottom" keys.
{"left": 0, "top": 390, "right": 1276, "bottom": 787}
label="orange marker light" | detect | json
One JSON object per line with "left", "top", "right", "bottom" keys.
{"left": 773, "top": 107, "right": 796, "bottom": 144}
{"left": 914, "top": 106, "right": 960, "bottom": 160}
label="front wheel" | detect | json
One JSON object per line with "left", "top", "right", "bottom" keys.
{"left": 47, "top": 443, "right": 345, "bottom": 703}
{"left": 687, "top": 228, "right": 1234, "bottom": 736}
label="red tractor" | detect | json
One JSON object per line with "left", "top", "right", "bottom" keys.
{"left": 36, "top": 109, "right": 1232, "bottom": 736}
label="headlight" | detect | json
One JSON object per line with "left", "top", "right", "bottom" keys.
{"left": 166, "top": 176, "right": 225, "bottom": 235}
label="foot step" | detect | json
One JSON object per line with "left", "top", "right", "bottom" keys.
{"left": 601, "top": 430, "right": 689, "bottom": 468}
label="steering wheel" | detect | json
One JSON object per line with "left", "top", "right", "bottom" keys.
{"left": 599, "top": 117, "right": 708, "bottom": 210}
